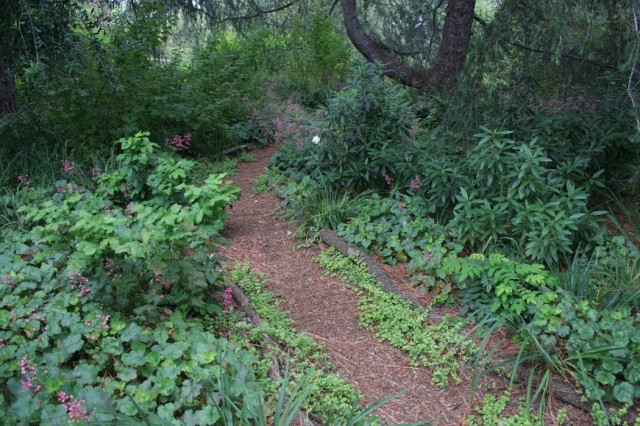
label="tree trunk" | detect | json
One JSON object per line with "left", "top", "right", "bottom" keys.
{"left": 0, "top": 57, "right": 18, "bottom": 118}
{"left": 342, "top": 0, "right": 476, "bottom": 92}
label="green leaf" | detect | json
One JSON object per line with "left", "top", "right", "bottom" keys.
{"left": 60, "top": 333, "right": 84, "bottom": 358}
{"left": 613, "top": 382, "right": 634, "bottom": 403}
{"left": 117, "top": 367, "right": 138, "bottom": 382}
{"left": 120, "top": 324, "right": 143, "bottom": 343}
{"left": 122, "top": 350, "right": 146, "bottom": 367}
{"left": 101, "top": 337, "right": 122, "bottom": 355}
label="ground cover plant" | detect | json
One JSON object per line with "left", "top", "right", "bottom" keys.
{"left": 314, "top": 248, "right": 472, "bottom": 388}
{"left": 0, "top": 132, "right": 242, "bottom": 423}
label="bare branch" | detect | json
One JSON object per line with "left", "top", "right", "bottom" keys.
{"left": 208, "top": 0, "right": 298, "bottom": 25}
{"left": 510, "top": 42, "right": 617, "bottom": 71}
{"left": 327, "top": 0, "right": 339, "bottom": 17}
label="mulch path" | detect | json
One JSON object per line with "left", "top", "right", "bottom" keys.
{"left": 216, "top": 144, "right": 590, "bottom": 425}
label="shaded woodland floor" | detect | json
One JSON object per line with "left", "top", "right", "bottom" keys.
{"left": 217, "top": 144, "right": 590, "bottom": 425}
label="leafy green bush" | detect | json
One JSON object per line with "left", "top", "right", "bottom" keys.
{"left": 440, "top": 253, "right": 559, "bottom": 318}
{"left": 19, "top": 133, "right": 238, "bottom": 316}
{"left": 443, "top": 127, "right": 605, "bottom": 263}
{"left": 23, "top": 10, "right": 266, "bottom": 154}
{"left": 272, "top": 62, "right": 416, "bottom": 191}
{"left": 282, "top": 16, "right": 352, "bottom": 106}
{"left": 0, "top": 131, "right": 256, "bottom": 423}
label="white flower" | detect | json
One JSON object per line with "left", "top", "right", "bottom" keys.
{"left": 312, "top": 135, "right": 320, "bottom": 144}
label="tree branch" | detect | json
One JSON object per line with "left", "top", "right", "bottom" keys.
{"left": 208, "top": 0, "right": 298, "bottom": 25}
{"left": 327, "top": 0, "right": 340, "bottom": 17}
{"left": 510, "top": 42, "right": 617, "bottom": 71}
{"left": 473, "top": 13, "right": 487, "bottom": 27}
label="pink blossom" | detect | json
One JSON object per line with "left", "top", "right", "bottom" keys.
{"left": 384, "top": 174, "right": 394, "bottom": 186}
{"left": 423, "top": 252, "right": 433, "bottom": 262}
{"left": 19, "top": 356, "right": 41, "bottom": 394}
{"left": 17, "top": 175, "right": 31, "bottom": 187}
{"left": 62, "top": 160, "right": 74, "bottom": 175}
{"left": 58, "top": 391, "right": 94, "bottom": 423}
{"left": 104, "top": 258, "right": 115, "bottom": 276}
{"left": 91, "top": 167, "right": 101, "bottom": 179}
{"left": 69, "top": 273, "right": 91, "bottom": 297}
{"left": 410, "top": 176, "right": 421, "bottom": 191}
{"left": 164, "top": 134, "right": 192, "bottom": 151}
{"left": 222, "top": 287, "right": 234, "bottom": 313}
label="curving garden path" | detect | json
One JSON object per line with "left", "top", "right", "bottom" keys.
{"left": 216, "top": 144, "right": 589, "bottom": 425}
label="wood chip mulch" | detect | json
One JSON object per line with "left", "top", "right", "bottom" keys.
{"left": 216, "top": 144, "right": 591, "bottom": 425}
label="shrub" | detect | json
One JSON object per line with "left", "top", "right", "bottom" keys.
{"left": 272, "top": 62, "right": 416, "bottom": 191}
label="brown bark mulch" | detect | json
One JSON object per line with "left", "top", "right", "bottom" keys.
{"left": 216, "top": 144, "right": 590, "bottom": 425}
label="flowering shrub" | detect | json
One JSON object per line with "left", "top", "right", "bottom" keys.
{"left": 164, "top": 133, "right": 192, "bottom": 151}
{"left": 0, "top": 132, "right": 243, "bottom": 422}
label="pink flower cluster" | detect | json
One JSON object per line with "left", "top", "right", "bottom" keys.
{"left": 409, "top": 176, "right": 421, "bottom": 191}
{"left": 58, "top": 391, "right": 94, "bottom": 423}
{"left": 19, "top": 356, "right": 41, "bottom": 394}
{"left": 273, "top": 117, "right": 298, "bottom": 143}
{"left": 125, "top": 203, "right": 135, "bottom": 216}
{"left": 384, "top": 174, "right": 394, "bottom": 186}
{"left": 24, "top": 309, "right": 47, "bottom": 338}
{"left": 104, "top": 258, "right": 115, "bottom": 276}
{"left": 222, "top": 287, "right": 234, "bottom": 313}
{"left": 57, "top": 183, "right": 79, "bottom": 193}
{"left": 69, "top": 273, "right": 91, "bottom": 297}
{"left": 91, "top": 167, "right": 101, "bottom": 180}
{"left": 3, "top": 274, "right": 16, "bottom": 289}
{"left": 164, "top": 134, "right": 192, "bottom": 151}
{"left": 17, "top": 175, "right": 31, "bottom": 187}
{"left": 62, "top": 160, "right": 74, "bottom": 175}
{"left": 423, "top": 252, "right": 433, "bottom": 262}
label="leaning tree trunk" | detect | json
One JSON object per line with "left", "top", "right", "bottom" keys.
{"left": 0, "top": 57, "right": 18, "bottom": 118}
{"left": 342, "top": 0, "right": 476, "bottom": 92}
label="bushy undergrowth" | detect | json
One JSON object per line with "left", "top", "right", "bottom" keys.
{"left": 270, "top": 63, "right": 634, "bottom": 265}
{"left": 269, "top": 62, "right": 640, "bottom": 417}
{"left": 0, "top": 132, "right": 243, "bottom": 423}
{"left": 20, "top": 8, "right": 267, "bottom": 155}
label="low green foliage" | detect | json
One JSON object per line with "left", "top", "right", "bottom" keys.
{"left": 0, "top": 132, "right": 243, "bottom": 423}
{"left": 253, "top": 167, "right": 286, "bottom": 194}
{"left": 441, "top": 253, "right": 559, "bottom": 319}
{"left": 465, "top": 393, "right": 544, "bottom": 426}
{"left": 336, "top": 193, "right": 460, "bottom": 294}
{"left": 526, "top": 291, "right": 640, "bottom": 404}
{"left": 314, "top": 248, "right": 472, "bottom": 387}
{"left": 229, "top": 263, "right": 365, "bottom": 423}
{"left": 280, "top": 175, "right": 372, "bottom": 234}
